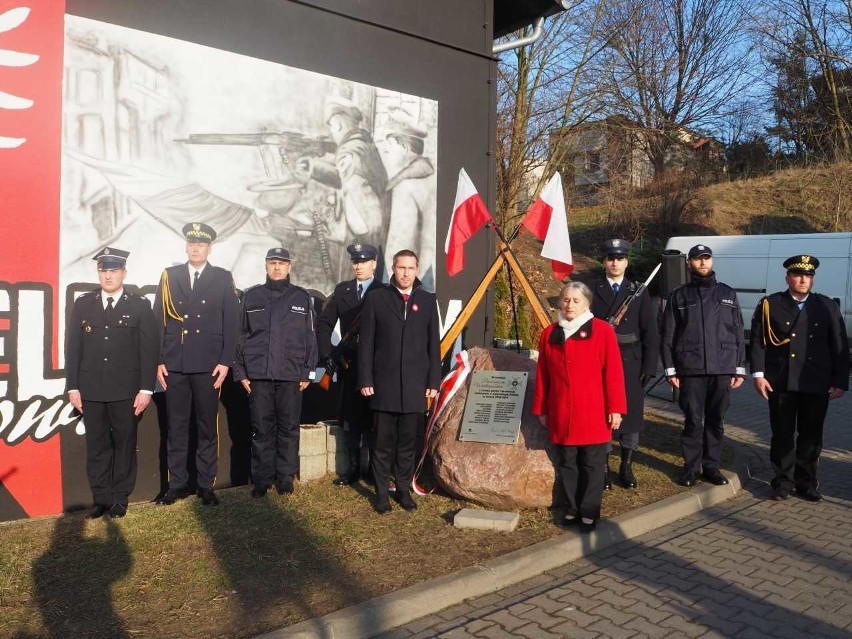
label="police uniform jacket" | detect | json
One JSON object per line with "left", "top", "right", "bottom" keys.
{"left": 153, "top": 263, "right": 240, "bottom": 374}
{"left": 358, "top": 279, "right": 441, "bottom": 413}
{"left": 233, "top": 280, "right": 318, "bottom": 382}
{"left": 750, "top": 291, "right": 849, "bottom": 393}
{"left": 532, "top": 319, "right": 627, "bottom": 446}
{"left": 317, "top": 278, "right": 384, "bottom": 363}
{"left": 591, "top": 277, "right": 659, "bottom": 433}
{"left": 661, "top": 273, "right": 746, "bottom": 377}
{"left": 65, "top": 290, "right": 159, "bottom": 402}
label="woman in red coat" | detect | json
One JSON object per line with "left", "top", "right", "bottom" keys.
{"left": 533, "top": 282, "right": 627, "bottom": 532}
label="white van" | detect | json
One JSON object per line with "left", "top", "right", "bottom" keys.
{"left": 664, "top": 233, "right": 852, "bottom": 342}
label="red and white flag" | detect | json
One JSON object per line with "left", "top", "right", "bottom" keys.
{"left": 522, "top": 172, "right": 573, "bottom": 279}
{"left": 444, "top": 168, "right": 493, "bottom": 276}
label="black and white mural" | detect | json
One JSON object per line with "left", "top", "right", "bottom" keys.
{"left": 59, "top": 15, "right": 439, "bottom": 300}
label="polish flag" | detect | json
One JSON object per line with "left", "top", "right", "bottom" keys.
{"left": 444, "top": 168, "right": 493, "bottom": 276}
{"left": 522, "top": 172, "right": 573, "bottom": 279}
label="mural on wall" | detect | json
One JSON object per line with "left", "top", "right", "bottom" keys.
{"left": 0, "top": 5, "right": 462, "bottom": 521}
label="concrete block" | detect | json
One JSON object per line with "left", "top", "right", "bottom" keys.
{"left": 299, "top": 424, "right": 327, "bottom": 456}
{"left": 299, "top": 452, "right": 327, "bottom": 482}
{"left": 321, "top": 420, "right": 345, "bottom": 453}
{"left": 453, "top": 508, "right": 519, "bottom": 532}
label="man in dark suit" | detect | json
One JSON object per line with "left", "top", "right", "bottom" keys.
{"left": 359, "top": 249, "right": 440, "bottom": 514}
{"left": 66, "top": 248, "right": 158, "bottom": 518}
{"left": 590, "top": 239, "right": 659, "bottom": 490}
{"left": 317, "top": 243, "right": 383, "bottom": 486}
{"left": 153, "top": 223, "right": 241, "bottom": 506}
{"left": 750, "top": 255, "right": 848, "bottom": 502}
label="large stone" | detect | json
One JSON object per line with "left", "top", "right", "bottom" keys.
{"left": 430, "top": 347, "right": 560, "bottom": 510}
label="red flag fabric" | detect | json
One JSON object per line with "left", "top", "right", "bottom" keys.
{"left": 522, "top": 172, "right": 573, "bottom": 279}
{"left": 444, "top": 168, "right": 492, "bottom": 276}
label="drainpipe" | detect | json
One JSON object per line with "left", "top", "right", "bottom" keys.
{"left": 493, "top": 16, "right": 546, "bottom": 54}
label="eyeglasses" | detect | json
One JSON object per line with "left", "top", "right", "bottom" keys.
{"left": 605, "top": 256, "right": 627, "bottom": 262}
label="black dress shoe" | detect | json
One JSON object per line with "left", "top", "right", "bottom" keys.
{"left": 333, "top": 470, "right": 358, "bottom": 486}
{"left": 250, "top": 485, "right": 268, "bottom": 498}
{"left": 771, "top": 487, "right": 790, "bottom": 501}
{"left": 87, "top": 505, "right": 109, "bottom": 519}
{"left": 198, "top": 488, "right": 219, "bottom": 506}
{"left": 109, "top": 503, "right": 128, "bottom": 518}
{"left": 374, "top": 498, "right": 391, "bottom": 515}
{"left": 557, "top": 515, "right": 580, "bottom": 529}
{"left": 396, "top": 491, "right": 418, "bottom": 511}
{"left": 276, "top": 479, "right": 294, "bottom": 495}
{"left": 579, "top": 519, "right": 597, "bottom": 534}
{"left": 702, "top": 469, "right": 729, "bottom": 485}
{"left": 158, "top": 487, "right": 190, "bottom": 505}
{"left": 795, "top": 487, "right": 823, "bottom": 502}
{"left": 678, "top": 471, "right": 696, "bottom": 487}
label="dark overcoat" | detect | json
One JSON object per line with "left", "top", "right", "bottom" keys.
{"left": 750, "top": 290, "right": 849, "bottom": 393}
{"left": 152, "top": 263, "right": 241, "bottom": 374}
{"left": 590, "top": 277, "right": 659, "bottom": 433}
{"left": 358, "top": 280, "right": 441, "bottom": 413}
{"left": 65, "top": 290, "right": 159, "bottom": 401}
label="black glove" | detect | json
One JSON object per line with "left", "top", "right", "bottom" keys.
{"left": 321, "top": 355, "right": 338, "bottom": 375}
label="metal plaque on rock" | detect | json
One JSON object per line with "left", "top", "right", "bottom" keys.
{"left": 458, "top": 370, "right": 528, "bottom": 444}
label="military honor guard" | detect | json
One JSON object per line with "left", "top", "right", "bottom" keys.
{"left": 590, "top": 239, "right": 659, "bottom": 490}
{"left": 662, "top": 244, "right": 746, "bottom": 487}
{"left": 750, "top": 255, "right": 849, "bottom": 502}
{"left": 317, "top": 243, "right": 383, "bottom": 486}
{"left": 65, "top": 248, "right": 158, "bottom": 518}
{"left": 359, "top": 249, "right": 440, "bottom": 514}
{"left": 233, "top": 248, "right": 318, "bottom": 497}
{"left": 153, "top": 223, "right": 241, "bottom": 506}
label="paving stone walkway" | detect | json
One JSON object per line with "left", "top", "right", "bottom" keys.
{"left": 380, "top": 382, "right": 852, "bottom": 639}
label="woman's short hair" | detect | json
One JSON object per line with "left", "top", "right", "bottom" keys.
{"left": 559, "top": 281, "right": 592, "bottom": 306}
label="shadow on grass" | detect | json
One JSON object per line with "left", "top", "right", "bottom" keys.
{"left": 18, "top": 515, "right": 131, "bottom": 639}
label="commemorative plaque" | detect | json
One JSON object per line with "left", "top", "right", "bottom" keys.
{"left": 458, "top": 370, "right": 528, "bottom": 444}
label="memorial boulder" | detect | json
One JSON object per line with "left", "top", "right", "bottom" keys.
{"left": 429, "top": 347, "right": 560, "bottom": 510}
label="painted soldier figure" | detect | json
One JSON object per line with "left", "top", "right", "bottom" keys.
{"left": 590, "top": 239, "right": 659, "bottom": 490}
{"left": 317, "top": 243, "right": 383, "bottom": 486}
{"left": 750, "top": 255, "right": 848, "bottom": 502}
{"left": 234, "top": 248, "right": 318, "bottom": 497}
{"left": 66, "top": 248, "right": 158, "bottom": 518}
{"left": 359, "top": 249, "right": 440, "bottom": 514}
{"left": 153, "top": 223, "right": 241, "bottom": 507}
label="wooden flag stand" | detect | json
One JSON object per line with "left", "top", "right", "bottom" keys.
{"left": 440, "top": 227, "right": 553, "bottom": 359}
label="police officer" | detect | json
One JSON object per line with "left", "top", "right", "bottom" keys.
{"left": 317, "top": 243, "right": 383, "bottom": 486}
{"left": 750, "top": 255, "right": 849, "bottom": 502}
{"left": 590, "top": 239, "right": 659, "bottom": 490}
{"left": 661, "top": 244, "right": 746, "bottom": 487}
{"left": 66, "top": 248, "right": 158, "bottom": 518}
{"left": 233, "top": 248, "right": 318, "bottom": 497}
{"left": 153, "top": 223, "right": 241, "bottom": 506}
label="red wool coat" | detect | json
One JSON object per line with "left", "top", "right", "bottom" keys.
{"left": 533, "top": 318, "right": 627, "bottom": 446}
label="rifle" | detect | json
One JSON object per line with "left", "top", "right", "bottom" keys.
{"left": 608, "top": 262, "right": 661, "bottom": 327}
{"left": 318, "top": 312, "right": 364, "bottom": 391}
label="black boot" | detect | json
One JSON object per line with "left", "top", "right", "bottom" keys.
{"left": 333, "top": 448, "right": 360, "bottom": 486}
{"left": 619, "top": 448, "right": 637, "bottom": 489}
{"left": 604, "top": 457, "right": 613, "bottom": 491}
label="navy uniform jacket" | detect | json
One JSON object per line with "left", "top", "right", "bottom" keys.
{"left": 316, "top": 278, "right": 384, "bottom": 362}
{"left": 358, "top": 279, "right": 441, "bottom": 413}
{"left": 591, "top": 277, "right": 659, "bottom": 433}
{"left": 750, "top": 291, "right": 849, "bottom": 393}
{"left": 65, "top": 290, "right": 159, "bottom": 402}
{"left": 233, "top": 280, "right": 318, "bottom": 382}
{"left": 153, "top": 263, "right": 241, "bottom": 374}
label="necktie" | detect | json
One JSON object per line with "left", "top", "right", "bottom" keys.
{"left": 105, "top": 296, "right": 114, "bottom": 323}
{"left": 612, "top": 282, "right": 620, "bottom": 294}
{"left": 358, "top": 283, "right": 363, "bottom": 300}
{"left": 402, "top": 293, "right": 410, "bottom": 303}
{"left": 193, "top": 271, "right": 199, "bottom": 290}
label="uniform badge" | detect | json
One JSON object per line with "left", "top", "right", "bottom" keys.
{"left": 85, "top": 325, "right": 92, "bottom": 333}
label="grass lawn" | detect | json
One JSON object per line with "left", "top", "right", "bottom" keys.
{"left": 0, "top": 415, "right": 697, "bottom": 639}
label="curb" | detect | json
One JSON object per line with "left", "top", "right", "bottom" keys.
{"left": 255, "top": 450, "right": 746, "bottom": 639}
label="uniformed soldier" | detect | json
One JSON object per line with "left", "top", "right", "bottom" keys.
{"left": 65, "top": 248, "right": 158, "bottom": 518}
{"left": 317, "top": 243, "right": 384, "bottom": 486}
{"left": 590, "top": 239, "right": 659, "bottom": 490}
{"left": 233, "top": 248, "right": 317, "bottom": 496}
{"left": 750, "top": 255, "right": 849, "bottom": 502}
{"left": 153, "top": 223, "right": 241, "bottom": 506}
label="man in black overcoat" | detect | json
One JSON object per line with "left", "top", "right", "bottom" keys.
{"left": 153, "top": 223, "right": 241, "bottom": 507}
{"left": 590, "top": 239, "right": 659, "bottom": 489}
{"left": 66, "top": 248, "right": 158, "bottom": 518}
{"left": 358, "top": 249, "right": 440, "bottom": 514}
{"left": 750, "top": 254, "right": 848, "bottom": 502}
{"left": 317, "top": 243, "right": 383, "bottom": 486}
